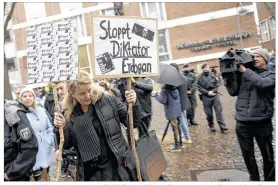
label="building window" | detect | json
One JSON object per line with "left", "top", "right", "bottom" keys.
{"left": 60, "top": 3, "right": 86, "bottom": 37}
{"left": 6, "top": 58, "right": 16, "bottom": 71}
{"left": 158, "top": 30, "right": 170, "bottom": 62}
{"left": 59, "top": 3, "right": 82, "bottom": 11}
{"left": 269, "top": 17, "right": 276, "bottom": 40}
{"left": 5, "top": 29, "right": 11, "bottom": 43}
{"left": 260, "top": 20, "right": 270, "bottom": 42}
{"left": 101, "top": 8, "right": 115, "bottom": 16}
{"left": 141, "top": 2, "right": 165, "bottom": 21}
{"left": 25, "top": 3, "right": 46, "bottom": 21}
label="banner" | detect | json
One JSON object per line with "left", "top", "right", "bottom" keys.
{"left": 26, "top": 20, "right": 78, "bottom": 84}
{"left": 92, "top": 16, "right": 158, "bottom": 78}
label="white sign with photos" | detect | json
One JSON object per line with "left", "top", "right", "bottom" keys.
{"left": 26, "top": 20, "right": 78, "bottom": 84}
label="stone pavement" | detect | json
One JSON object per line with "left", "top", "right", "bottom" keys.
{"left": 49, "top": 86, "right": 276, "bottom": 181}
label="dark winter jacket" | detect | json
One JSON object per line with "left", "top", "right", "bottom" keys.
{"left": 155, "top": 85, "right": 181, "bottom": 120}
{"left": 4, "top": 100, "right": 38, "bottom": 181}
{"left": 183, "top": 70, "right": 197, "bottom": 93}
{"left": 175, "top": 74, "right": 189, "bottom": 111}
{"left": 197, "top": 72, "right": 219, "bottom": 97}
{"left": 44, "top": 93, "right": 55, "bottom": 123}
{"left": 63, "top": 93, "right": 141, "bottom": 181}
{"left": 133, "top": 77, "right": 153, "bottom": 118}
{"left": 225, "top": 68, "right": 275, "bottom": 122}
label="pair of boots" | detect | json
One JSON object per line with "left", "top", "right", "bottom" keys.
{"left": 188, "top": 119, "right": 198, "bottom": 126}
{"left": 208, "top": 121, "right": 228, "bottom": 133}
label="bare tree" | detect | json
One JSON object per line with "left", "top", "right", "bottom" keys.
{"left": 4, "top": 2, "right": 16, "bottom": 100}
{"left": 263, "top": 2, "right": 275, "bottom": 20}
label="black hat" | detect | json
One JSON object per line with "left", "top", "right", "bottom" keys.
{"left": 201, "top": 63, "right": 208, "bottom": 69}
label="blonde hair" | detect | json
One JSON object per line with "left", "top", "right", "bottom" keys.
{"left": 63, "top": 70, "right": 103, "bottom": 121}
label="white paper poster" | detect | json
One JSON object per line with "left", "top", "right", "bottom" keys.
{"left": 26, "top": 20, "right": 78, "bottom": 84}
{"left": 92, "top": 17, "right": 158, "bottom": 78}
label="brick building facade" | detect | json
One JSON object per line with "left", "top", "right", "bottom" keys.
{"left": 256, "top": 2, "right": 275, "bottom": 51}
{"left": 5, "top": 2, "right": 272, "bottom": 84}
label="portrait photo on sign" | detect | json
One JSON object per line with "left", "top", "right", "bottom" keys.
{"left": 92, "top": 16, "right": 158, "bottom": 78}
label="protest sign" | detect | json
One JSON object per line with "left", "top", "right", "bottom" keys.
{"left": 26, "top": 20, "right": 78, "bottom": 84}
{"left": 92, "top": 16, "right": 158, "bottom": 78}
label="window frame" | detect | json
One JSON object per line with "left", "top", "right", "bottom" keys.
{"left": 6, "top": 58, "right": 17, "bottom": 71}
{"left": 59, "top": 3, "right": 87, "bottom": 37}
{"left": 158, "top": 29, "right": 172, "bottom": 62}
{"left": 269, "top": 16, "right": 276, "bottom": 40}
{"left": 101, "top": 8, "right": 115, "bottom": 16}
{"left": 140, "top": 2, "right": 167, "bottom": 21}
{"left": 260, "top": 19, "right": 270, "bottom": 42}
{"left": 24, "top": 3, "right": 46, "bottom": 21}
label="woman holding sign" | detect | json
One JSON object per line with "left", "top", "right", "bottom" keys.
{"left": 54, "top": 70, "right": 141, "bottom": 181}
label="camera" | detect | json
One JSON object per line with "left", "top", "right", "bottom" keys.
{"left": 219, "top": 48, "right": 254, "bottom": 74}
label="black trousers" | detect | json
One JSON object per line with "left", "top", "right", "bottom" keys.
{"left": 83, "top": 159, "right": 120, "bottom": 181}
{"left": 202, "top": 95, "right": 226, "bottom": 129}
{"left": 187, "top": 94, "right": 197, "bottom": 122}
{"left": 61, "top": 158, "right": 70, "bottom": 174}
{"left": 236, "top": 119, "right": 275, "bottom": 181}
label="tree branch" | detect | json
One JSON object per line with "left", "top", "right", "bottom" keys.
{"left": 4, "top": 2, "right": 16, "bottom": 31}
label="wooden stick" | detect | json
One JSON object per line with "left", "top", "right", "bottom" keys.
{"left": 127, "top": 78, "right": 142, "bottom": 181}
{"left": 53, "top": 83, "right": 65, "bottom": 181}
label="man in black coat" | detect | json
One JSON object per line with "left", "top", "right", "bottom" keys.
{"left": 44, "top": 82, "right": 71, "bottom": 177}
{"left": 198, "top": 63, "right": 228, "bottom": 133}
{"left": 131, "top": 77, "right": 153, "bottom": 137}
{"left": 44, "top": 82, "right": 68, "bottom": 123}
{"left": 182, "top": 64, "right": 198, "bottom": 125}
{"left": 224, "top": 48, "right": 275, "bottom": 181}
{"left": 4, "top": 100, "right": 38, "bottom": 181}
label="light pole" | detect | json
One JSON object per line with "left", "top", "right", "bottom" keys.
{"left": 236, "top": 2, "right": 248, "bottom": 49}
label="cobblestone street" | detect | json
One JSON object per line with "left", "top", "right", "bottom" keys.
{"left": 49, "top": 86, "right": 276, "bottom": 181}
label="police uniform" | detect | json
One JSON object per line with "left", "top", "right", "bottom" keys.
{"left": 4, "top": 100, "right": 38, "bottom": 181}
{"left": 197, "top": 72, "right": 228, "bottom": 132}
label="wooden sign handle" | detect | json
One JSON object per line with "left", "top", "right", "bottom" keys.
{"left": 53, "top": 83, "right": 64, "bottom": 182}
{"left": 127, "top": 78, "right": 142, "bottom": 181}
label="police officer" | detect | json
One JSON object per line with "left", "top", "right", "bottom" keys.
{"left": 197, "top": 63, "right": 228, "bottom": 133}
{"left": 4, "top": 100, "right": 38, "bottom": 181}
{"left": 182, "top": 64, "right": 198, "bottom": 125}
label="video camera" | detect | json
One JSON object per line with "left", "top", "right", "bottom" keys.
{"left": 219, "top": 48, "right": 254, "bottom": 74}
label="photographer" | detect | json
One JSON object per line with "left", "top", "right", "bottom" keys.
{"left": 224, "top": 49, "right": 275, "bottom": 181}
{"left": 197, "top": 63, "right": 228, "bottom": 133}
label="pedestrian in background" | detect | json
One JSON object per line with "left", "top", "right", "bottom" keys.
{"left": 182, "top": 64, "right": 198, "bottom": 126}
{"left": 20, "top": 87, "right": 56, "bottom": 181}
{"left": 155, "top": 84, "right": 182, "bottom": 152}
{"left": 44, "top": 82, "right": 73, "bottom": 178}
{"left": 97, "top": 78, "right": 121, "bottom": 98}
{"left": 131, "top": 77, "right": 153, "bottom": 137}
{"left": 268, "top": 53, "right": 275, "bottom": 71}
{"left": 197, "top": 63, "right": 228, "bottom": 133}
{"left": 170, "top": 63, "right": 192, "bottom": 144}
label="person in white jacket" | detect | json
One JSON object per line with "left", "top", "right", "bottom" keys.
{"left": 19, "top": 87, "right": 56, "bottom": 181}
